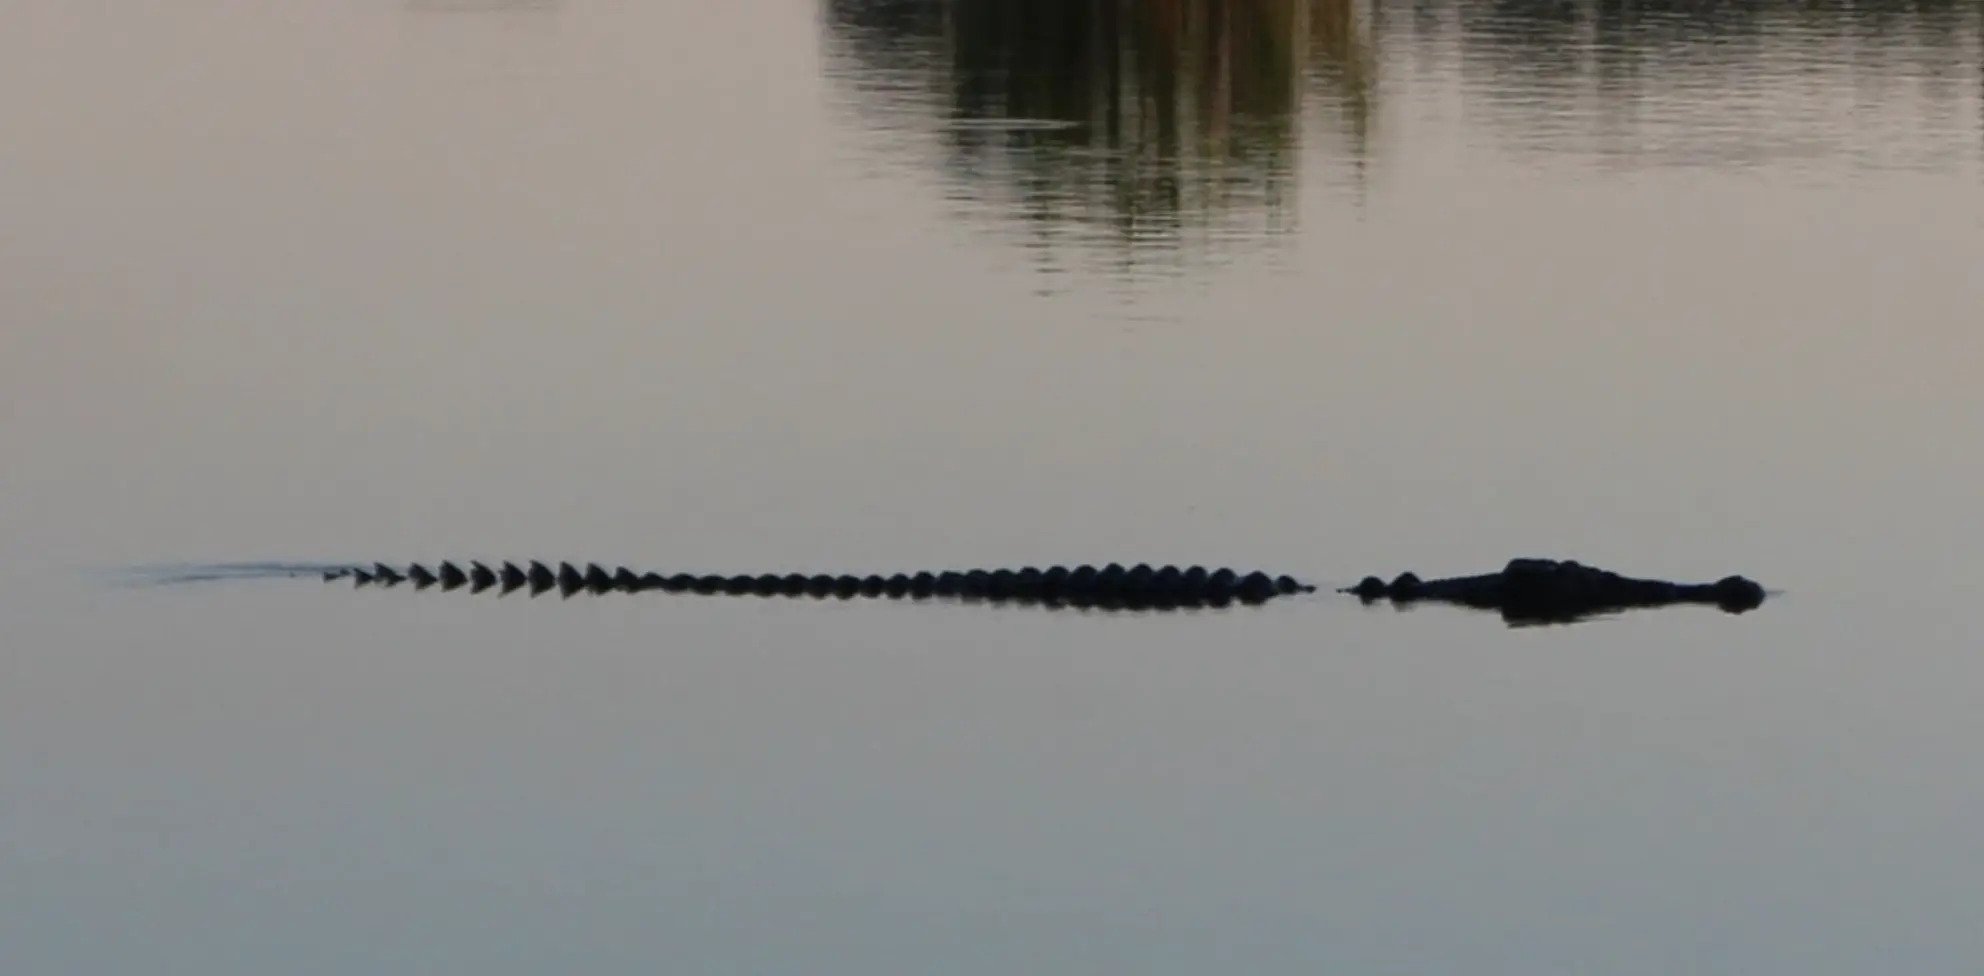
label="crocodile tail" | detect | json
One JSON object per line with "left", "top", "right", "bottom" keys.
{"left": 329, "top": 561, "right": 1317, "bottom": 609}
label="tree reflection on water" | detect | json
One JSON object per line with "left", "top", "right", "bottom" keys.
{"left": 823, "top": 0, "right": 1376, "bottom": 276}
{"left": 825, "top": 0, "right": 1981, "bottom": 274}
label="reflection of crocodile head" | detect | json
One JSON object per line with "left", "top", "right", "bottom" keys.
{"left": 1345, "top": 558, "right": 1767, "bottom": 626}
{"left": 822, "top": 0, "right": 1375, "bottom": 271}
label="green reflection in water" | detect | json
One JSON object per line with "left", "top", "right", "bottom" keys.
{"left": 827, "top": 0, "right": 1983, "bottom": 273}
{"left": 825, "top": 0, "right": 1376, "bottom": 276}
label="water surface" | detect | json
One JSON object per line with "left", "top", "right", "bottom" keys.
{"left": 4, "top": 1, "right": 1983, "bottom": 972}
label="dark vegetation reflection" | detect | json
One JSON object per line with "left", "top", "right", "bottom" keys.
{"left": 826, "top": 0, "right": 1980, "bottom": 271}
{"left": 822, "top": 0, "right": 1376, "bottom": 275}
{"left": 1402, "top": 0, "right": 1984, "bottom": 170}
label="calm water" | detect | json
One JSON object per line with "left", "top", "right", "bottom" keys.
{"left": 5, "top": 0, "right": 1984, "bottom": 971}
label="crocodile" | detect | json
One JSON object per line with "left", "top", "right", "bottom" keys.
{"left": 1343, "top": 558, "right": 1766, "bottom": 625}
{"left": 300, "top": 556, "right": 1766, "bottom": 622}
{"left": 321, "top": 560, "right": 1315, "bottom": 610}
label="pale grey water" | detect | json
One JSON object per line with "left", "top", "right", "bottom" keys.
{"left": 4, "top": 0, "right": 1984, "bottom": 972}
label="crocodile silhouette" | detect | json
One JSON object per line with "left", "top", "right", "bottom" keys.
{"left": 303, "top": 557, "right": 1766, "bottom": 622}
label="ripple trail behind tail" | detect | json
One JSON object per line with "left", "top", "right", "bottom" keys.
{"left": 111, "top": 562, "right": 356, "bottom": 587}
